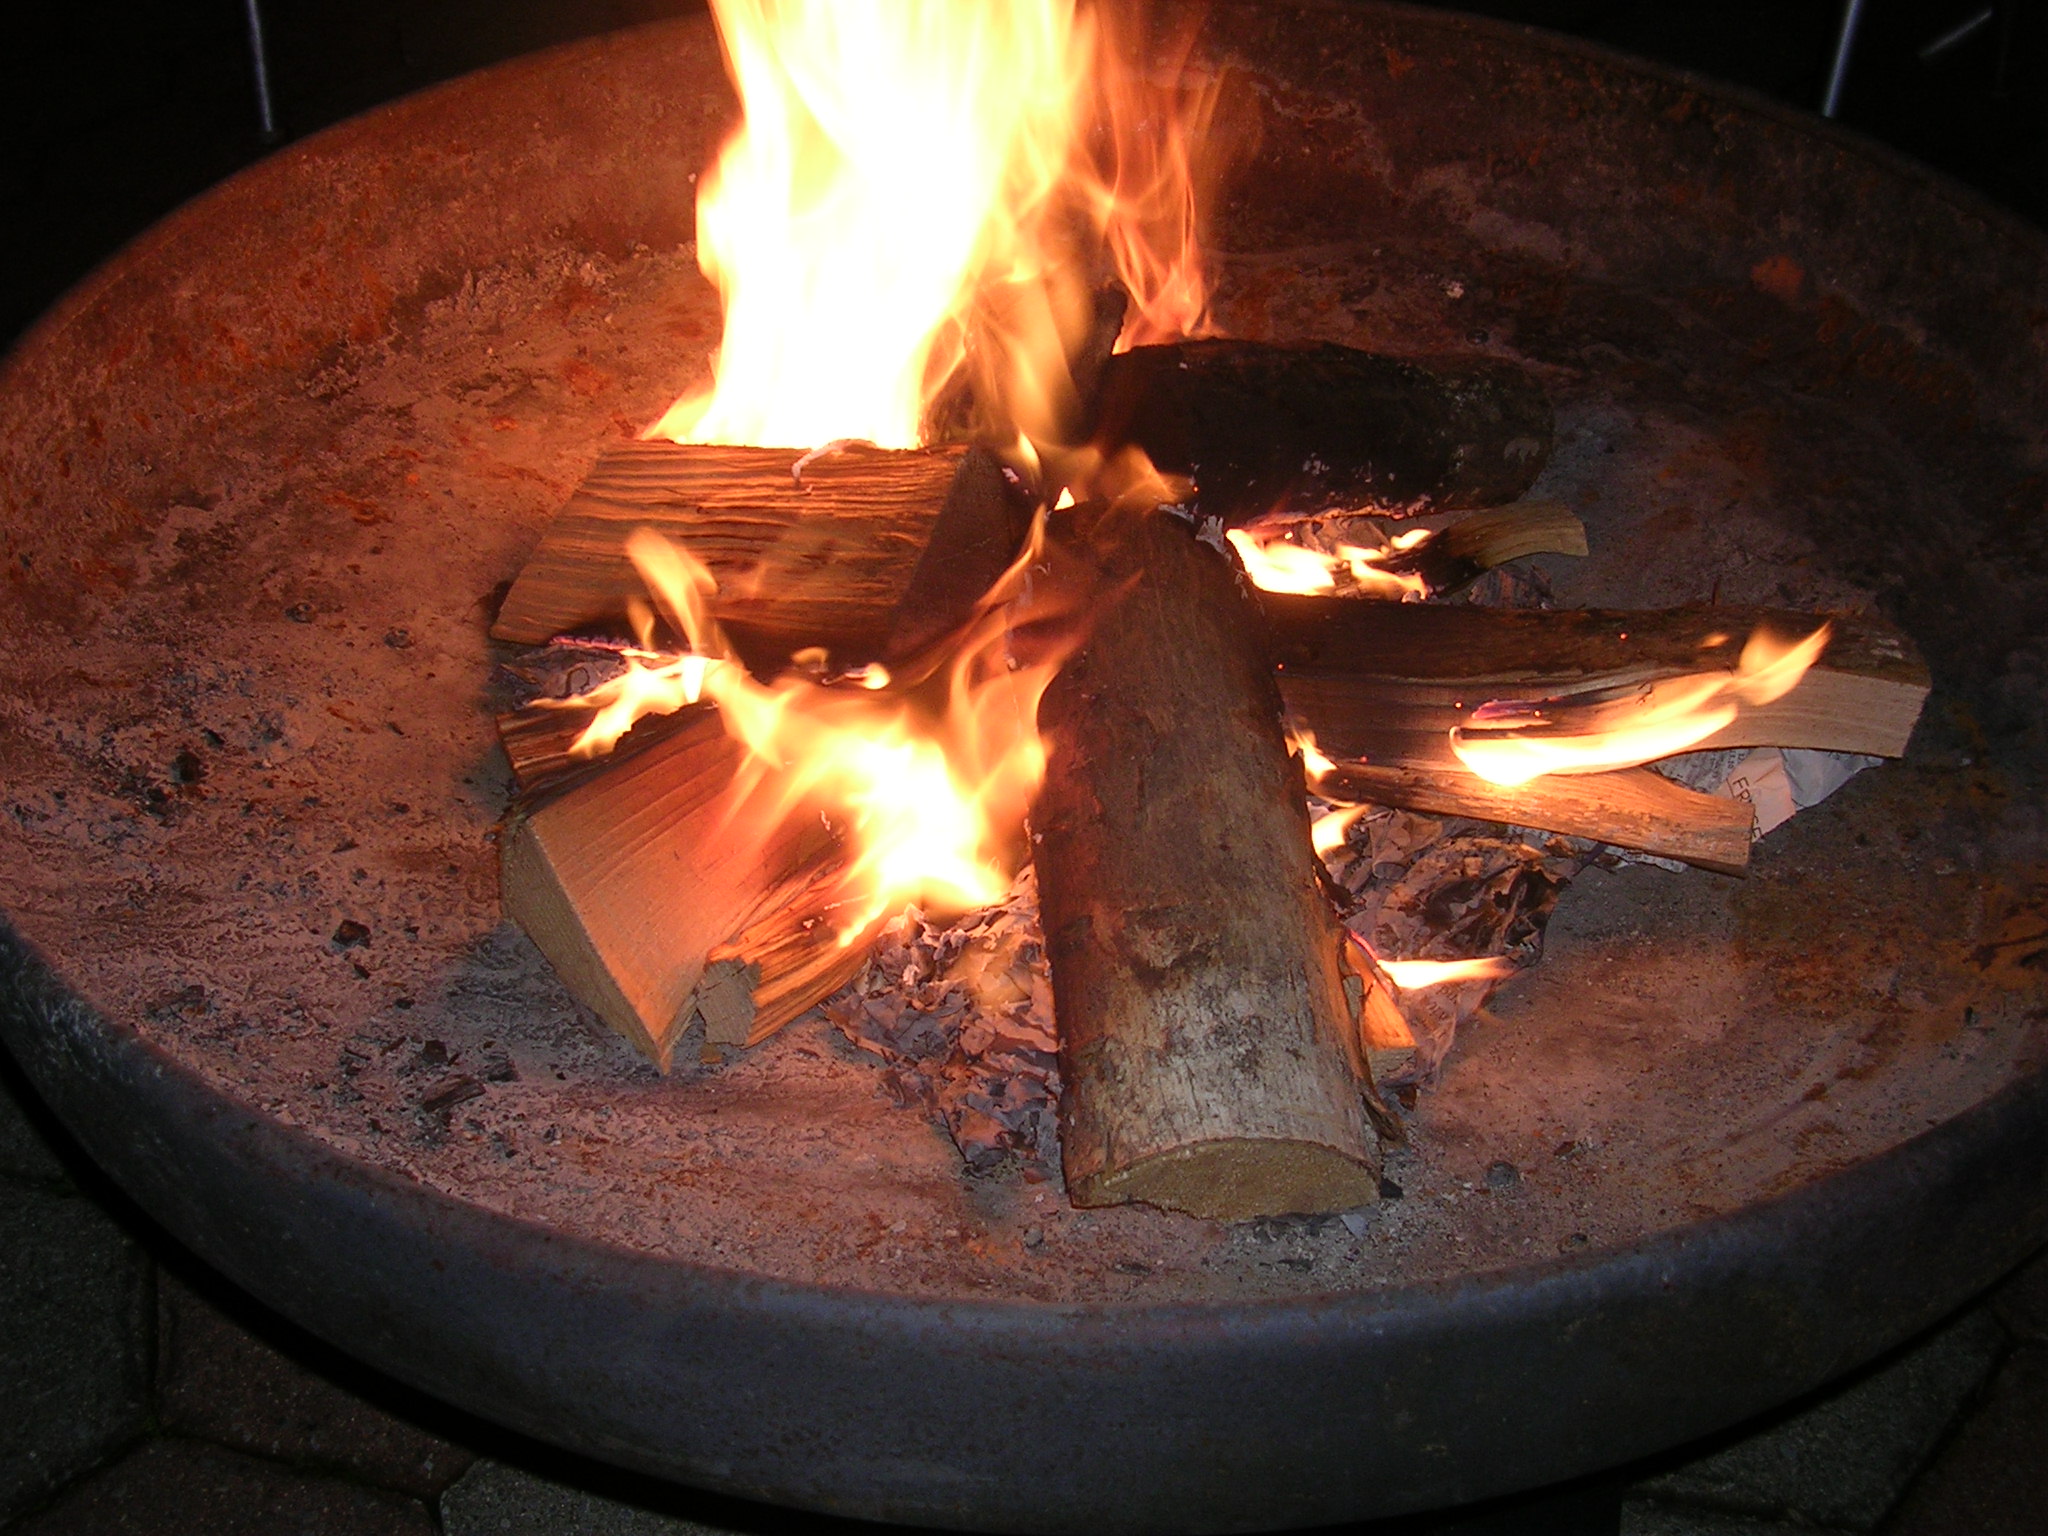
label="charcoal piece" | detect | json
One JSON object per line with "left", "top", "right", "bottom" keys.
{"left": 1089, "top": 340, "right": 1551, "bottom": 523}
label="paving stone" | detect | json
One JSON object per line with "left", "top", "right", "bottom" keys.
{"left": 438, "top": 1462, "right": 755, "bottom": 1536}
{"left": 156, "top": 1272, "right": 474, "bottom": 1498}
{"left": 11, "top": 1437, "right": 435, "bottom": 1535}
{"left": 0, "top": 1055, "right": 69, "bottom": 1186}
{"left": 1882, "top": 1344, "right": 2048, "bottom": 1536}
{"left": 1631, "top": 1308, "right": 2005, "bottom": 1531}
{"left": 0, "top": 1183, "right": 150, "bottom": 1522}
{"left": 1987, "top": 1242, "right": 2048, "bottom": 1344}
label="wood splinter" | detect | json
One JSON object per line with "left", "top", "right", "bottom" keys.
{"left": 1033, "top": 505, "right": 1382, "bottom": 1220}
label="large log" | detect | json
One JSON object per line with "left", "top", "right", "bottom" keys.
{"left": 490, "top": 440, "right": 1030, "bottom": 670}
{"left": 1033, "top": 505, "right": 1381, "bottom": 1220}
{"left": 1090, "top": 340, "right": 1552, "bottom": 524}
{"left": 1268, "top": 601, "right": 1929, "bottom": 771}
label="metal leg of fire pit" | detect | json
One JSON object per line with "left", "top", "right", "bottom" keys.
{"left": 241, "top": 0, "right": 280, "bottom": 143}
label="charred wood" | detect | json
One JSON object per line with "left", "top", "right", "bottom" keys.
{"left": 1089, "top": 340, "right": 1552, "bottom": 523}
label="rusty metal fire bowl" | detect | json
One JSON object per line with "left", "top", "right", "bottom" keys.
{"left": 4, "top": 4, "right": 2048, "bottom": 1531}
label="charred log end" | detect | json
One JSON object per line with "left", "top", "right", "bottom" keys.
{"left": 1077, "top": 1138, "right": 1380, "bottom": 1222}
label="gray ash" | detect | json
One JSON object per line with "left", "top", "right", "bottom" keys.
{"left": 824, "top": 867, "right": 1061, "bottom": 1177}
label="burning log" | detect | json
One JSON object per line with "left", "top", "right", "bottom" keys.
{"left": 1228, "top": 499, "right": 1587, "bottom": 601}
{"left": 1033, "top": 505, "right": 1382, "bottom": 1220}
{"left": 1090, "top": 340, "right": 1553, "bottom": 524}
{"left": 490, "top": 440, "right": 1029, "bottom": 669}
{"left": 1271, "top": 600, "right": 1926, "bottom": 777}
{"left": 1317, "top": 761, "right": 1754, "bottom": 874}
{"left": 499, "top": 709, "right": 831, "bottom": 1068}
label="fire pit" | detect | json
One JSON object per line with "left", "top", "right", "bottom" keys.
{"left": 3, "top": 3, "right": 2046, "bottom": 1530}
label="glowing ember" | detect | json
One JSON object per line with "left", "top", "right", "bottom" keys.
{"left": 1450, "top": 621, "right": 1833, "bottom": 787}
{"left": 1226, "top": 526, "right": 1430, "bottom": 600}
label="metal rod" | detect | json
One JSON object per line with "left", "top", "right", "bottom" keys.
{"left": 243, "top": 0, "right": 280, "bottom": 143}
{"left": 1919, "top": 6, "right": 1996, "bottom": 62}
{"left": 1822, "top": 0, "right": 1870, "bottom": 118}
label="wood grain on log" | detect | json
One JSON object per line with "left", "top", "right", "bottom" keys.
{"left": 1369, "top": 499, "right": 1587, "bottom": 597}
{"left": 697, "top": 861, "right": 879, "bottom": 1050}
{"left": 1090, "top": 340, "right": 1552, "bottom": 524}
{"left": 500, "top": 708, "right": 830, "bottom": 1068}
{"left": 1268, "top": 601, "right": 1928, "bottom": 768}
{"left": 1033, "top": 506, "right": 1381, "bottom": 1219}
{"left": 490, "top": 440, "right": 1030, "bottom": 669}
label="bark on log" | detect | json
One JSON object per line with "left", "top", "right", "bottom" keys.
{"left": 1268, "top": 601, "right": 1929, "bottom": 768}
{"left": 1033, "top": 506, "right": 1381, "bottom": 1219}
{"left": 1090, "top": 341, "right": 1552, "bottom": 524}
{"left": 500, "top": 708, "right": 830, "bottom": 1068}
{"left": 490, "top": 440, "right": 1030, "bottom": 670}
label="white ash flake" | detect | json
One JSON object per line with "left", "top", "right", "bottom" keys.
{"left": 824, "top": 865, "right": 1062, "bottom": 1176}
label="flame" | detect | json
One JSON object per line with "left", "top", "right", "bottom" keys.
{"left": 649, "top": 0, "right": 1226, "bottom": 458}
{"left": 1311, "top": 801, "right": 1369, "bottom": 857}
{"left": 1225, "top": 527, "right": 1430, "bottom": 600}
{"left": 1289, "top": 723, "right": 1336, "bottom": 783}
{"left": 566, "top": 521, "right": 1077, "bottom": 941}
{"left": 1375, "top": 955, "right": 1519, "bottom": 990}
{"left": 1450, "top": 621, "right": 1833, "bottom": 787}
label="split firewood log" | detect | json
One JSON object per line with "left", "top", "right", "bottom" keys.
{"left": 1089, "top": 340, "right": 1552, "bottom": 524}
{"left": 490, "top": 440, "right": 1031, "bottom": 672}
{"left": 693, "top": 859, "right": 883, "bottom": 1051}
{"left": 499, "top": 708, "right": 832, "bottom": 1068}
{"left": 1032, "top": 504, "right": 1382, "bottom": 1220}
{"left": 1271, "top": 601, "right": 1926, "bottom": 765}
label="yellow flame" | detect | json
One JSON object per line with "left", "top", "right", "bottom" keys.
{"left": 1226, "top": 527, "right": 1430, "bottom": 600}
{"left": 649, "top": 0, "right": 1224, "bottom": 457}
{"left": 570, "top": 523, "right": 1075, "bottom": 941}
{"left": 1375, "top": 955, "right": 1518, "bottom": 990}
{"left": 1289, "top": 724, "right": 1336, "bottom": 783}
{"left": 1311, "top": 801, "right": 1369, "bottom": 857}
{"left": 1450, "top": 622, "right": 1833, "bottom": 787}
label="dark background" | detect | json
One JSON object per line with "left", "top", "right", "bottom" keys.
{"left": 2, "top": 0, "right": 2046, "bottom": 352}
